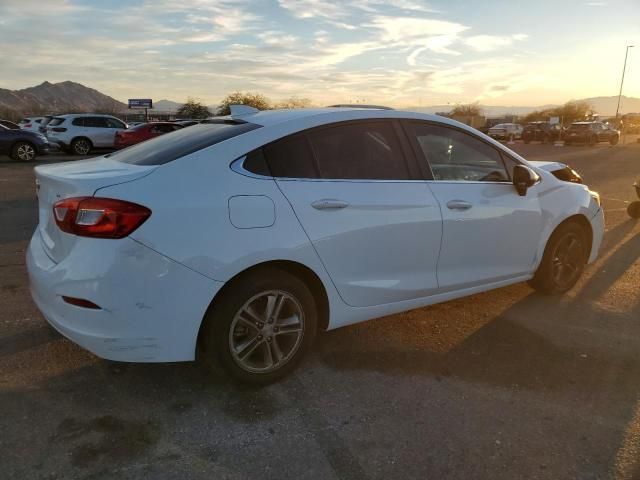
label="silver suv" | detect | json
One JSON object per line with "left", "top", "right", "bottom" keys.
{"left": 46, "top": 114, "right": 128, "bottom": 155}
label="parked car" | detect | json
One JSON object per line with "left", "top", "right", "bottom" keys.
{"left": 565, "top": 121, "right": 620, "bottom": 146}
{"left": 114, "top": 122, "right": 183, "bottom": 148}
{"left": 46, "top": 114, "right": 128, "bottom": 155}
{"left": 175, "top": 120, "right": 200, "bottom": 127}
{"left": 38, "top": 115, "right": 54, "bottom": 134}
{"left": 19, "top": 117, "right": 45, "bottom": 133}
{"left": 522, "top": 122, "right": 562, "bottom": 144}
{"left": 27, "top": 106, "right": 604, "bottom": 384}
{"left": 488, "top": 123, "right": 523, "bottom": 141}
{"left": 0, "top": 124, "right": 51, "bottom": 161}
{"left": 0, "top": 119, "right": 20, "bottom": 129}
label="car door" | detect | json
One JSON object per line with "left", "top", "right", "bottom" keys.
{"left": 104, "top": 117, "right": 127, "bottom": 147}
{"left": 404, "top": 121, "right": 543, "bottom": 292}
{"left": 268, "top": 120, "right": 443, "bottom": 307}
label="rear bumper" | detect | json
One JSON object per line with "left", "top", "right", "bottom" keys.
{"left": 26, "top": 230, "right": 223, "bottom": 362}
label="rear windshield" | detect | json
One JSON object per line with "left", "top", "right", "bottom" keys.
{"left": 49, "top": 117, "right": 66, "bottom": 126}
{"left": 108, "top": 121, "right": 261, "bottom": 165}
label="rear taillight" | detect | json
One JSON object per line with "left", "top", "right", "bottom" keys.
{"left": 53, "top": 197, "right": 151, "bottom": 239}
{"left": 23, "top": 124, "right": 32, "bottom": 128}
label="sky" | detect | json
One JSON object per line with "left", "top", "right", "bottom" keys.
{"left": 0, "top": 0, "right": 639, "bottom": 108}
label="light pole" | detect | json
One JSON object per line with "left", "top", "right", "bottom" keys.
{"left": 615, "top": 45, "right": 634, "bottom": 119}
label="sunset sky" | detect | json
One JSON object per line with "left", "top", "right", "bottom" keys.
{"left": 1, "top": 0, "right": 638, "bottom": 107}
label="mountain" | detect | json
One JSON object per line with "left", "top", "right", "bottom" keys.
{"left": 407, "top": 96, "right": 640, "bottom": 118}
{"left": 580, "top": 96, "right": 640, "bottom": 116}
{"left": 153, "top": 99, "right": 183, "bottom": 111}
{"left": 0, "top": 81, "right": 126, "bottom": 119}
{"left": 1, "top": 81, "right": 639, "bottom": 120}
{"left": 405, "top": 104, "right": 560, "bottom": 117}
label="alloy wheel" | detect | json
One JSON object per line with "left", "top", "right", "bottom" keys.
{"left": 229, "top": 290, "right": 305, "bottom": 374}
{"left": 551, "top": 233, "right": 584, "bottom": 288}
{"left": 74, "top": 139, "right": 91, "bottom": 155}
{"left": 17, "top": 143, "right": 35, "bottom": 161}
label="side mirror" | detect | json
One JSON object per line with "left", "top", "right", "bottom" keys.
{"left": 513, "top": 165, "right": 539, "bottom": 196}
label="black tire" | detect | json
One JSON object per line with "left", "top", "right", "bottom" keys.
{"left": 628, "top": 201, "right": 640, "bottom": 219}
{"left": 10, "top": 141, "right": 37, "bottom": 161}
{"left": 71, "top": 137, "right": 92, "bottom": 155}
{"left": 528, "top": 222, "right": 589, "bottom": 295}
{"left": 609, "top": 135, "right": 619, "bottom": 146}
{"left": 587, "top": 135, "right": 596, "bottom": 147}
{"left": 199, "top": 267, "right": 317, "bottom": 385}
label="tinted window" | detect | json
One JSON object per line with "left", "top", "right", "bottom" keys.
{"left": 150, "top": 124, "right": 176, "bottom": 134}
{"left": 308, "top": 121, "right": 410, "bottom": 180}
{"left": 105, "top": 118, "right": 126, "bottom": 128}
{"left": 72, "top": 117, "right": 85, "bottom": 127}
{"left": 111, "top": 122, "right": 261, "bottom": 165}
{"left": 411, "top": 122, "right": 509, "bottom": 182}
{"left": 264, "top": 134, "right": 318, "bottom": 178}
{"left": 84, "top": 117, "right": 108, "bottom": 128}
{"left": 243, "top": 149, "right": 271, "bottom": 176}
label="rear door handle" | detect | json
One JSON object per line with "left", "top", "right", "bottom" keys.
{"left": 446, "top": 200, "right": 473, "bottom": 211}
{"left": 311, "top": 199, "right": 349, "bottom": 210}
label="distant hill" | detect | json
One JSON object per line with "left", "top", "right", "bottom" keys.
{"left": 153, "top": 99, "right": 183, "bottom": 112}
{"left": 407, "top": 96, "right": 640, "bottom": 118}
{"left": 1, "top": 81, "right": 639, "bottom": 120}
{"left": 0, "top": 81, "right": 126, "bottom": 119}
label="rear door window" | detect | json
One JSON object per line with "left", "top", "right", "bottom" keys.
{"left": 307, "top": 121, "right": 411, "bottom": 180}
{"left": 111, "top": 121, "right": 261, "bottom": 165}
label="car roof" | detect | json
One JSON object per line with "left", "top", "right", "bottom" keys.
{"left": 54, "top": 113, "right": 120, "bottom": 118}
{"left": 212, "top": 107, "right": 467, "bottom": 130}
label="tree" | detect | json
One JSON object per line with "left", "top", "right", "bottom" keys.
{"left": 177, "top": 98, "right": 212, "bottom": 119}
{"left": 274, "top": 97, "right": 312, "bottom": 109}
{"left": 449, "top": 102, "right": 482, "bottom": 117}
{"left": 217, "top": 92, "right": 271, "bottom": 116}
{"left": 523, "top": 100, "right": 593, "bottom": 125}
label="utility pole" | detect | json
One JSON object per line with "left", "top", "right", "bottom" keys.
{"left": 615, "top": 45, "right": 634, "bottom": 119}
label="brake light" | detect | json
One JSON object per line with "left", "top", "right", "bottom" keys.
{"left": 53, "top": 197, "right": 151, "bottom": 238}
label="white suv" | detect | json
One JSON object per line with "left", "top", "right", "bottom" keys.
{"left": 46, "top": 114, "right": 128, "bottom": 155}
{"left": 27, "top": 106, "right": 604, "bottom": 384}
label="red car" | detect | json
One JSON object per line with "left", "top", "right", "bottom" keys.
{"left": 114, "top": 122, "right": 183, "bottom": 148}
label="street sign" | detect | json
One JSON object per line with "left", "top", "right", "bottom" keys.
{"left": 128, "top": 99, "right": 153, "bottom": 109}
{"left": 549, "top": 116, "right": 560, "bottom": 125}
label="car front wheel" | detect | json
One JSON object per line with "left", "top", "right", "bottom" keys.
{"left": 11, "top": 141, "right": 37, "bottom": 161}
{"left": 529, "top": 222, "right": 589, "bottom": 295}
{"left": 200, "top": 267, "right": 317, "bottom": 384}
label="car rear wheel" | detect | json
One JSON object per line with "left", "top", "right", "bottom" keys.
{"left": 610, "top": 136, "right": 619, "bottom": 146}
{"left": 529, "top": 222, "right": 589, "bottom": 295}
{"left": 11, "top": 141, "right": 37, "bottom": 161}
{"left": 200, "top": 267, "right": 317, "bottom": 384}
{"left": 71, "top": 137, "right": 92, "bottom": 155}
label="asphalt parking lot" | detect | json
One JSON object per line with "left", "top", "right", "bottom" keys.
{"left": 1, "top": 139, "right": 639, "bottom": 480}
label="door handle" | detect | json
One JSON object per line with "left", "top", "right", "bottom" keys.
{"left": 311, "top": 199, "right": 349, "bottom": 210}
{"left": 446, "top": 200, "right": 473, "bottom": 211}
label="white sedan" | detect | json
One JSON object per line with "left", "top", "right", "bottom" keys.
{"left": 27, "top": 106, "right": 604, "bottom": 384}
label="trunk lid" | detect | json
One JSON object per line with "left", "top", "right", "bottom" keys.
{"left": 34, "top": 156, "right": 156, "bottom": 263}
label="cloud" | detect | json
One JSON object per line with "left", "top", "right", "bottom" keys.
{"left": 463, "top": 34, "right": 528, "bottom": 52}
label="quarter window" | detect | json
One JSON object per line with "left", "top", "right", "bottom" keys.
{"left": 410, "top": 123, "right": 509, "bottom": 182}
